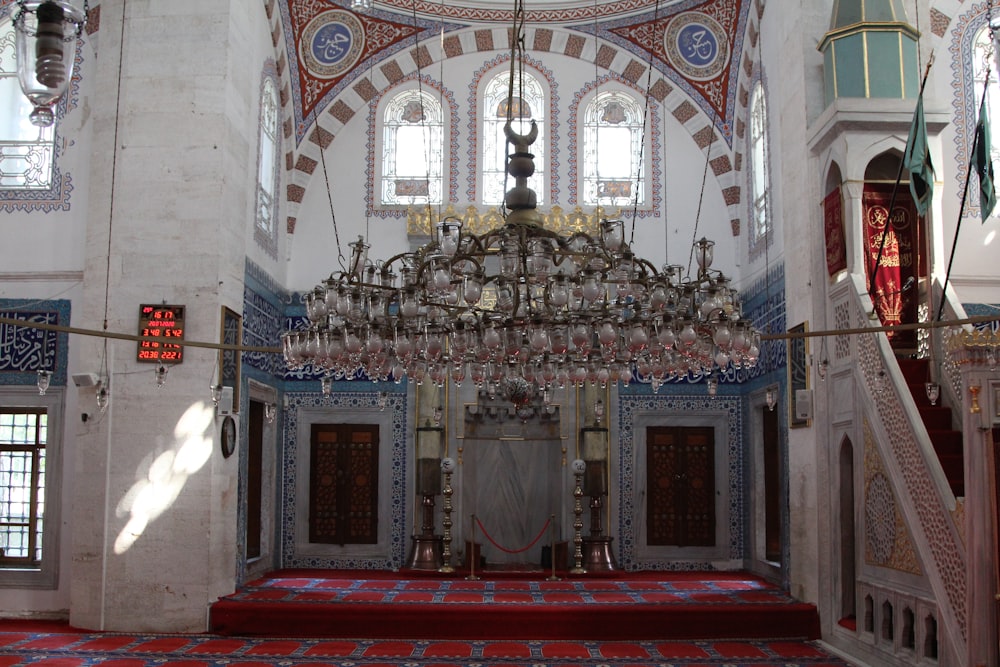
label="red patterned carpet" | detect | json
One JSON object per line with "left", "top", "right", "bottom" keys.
{"left": 0, "top": 622, "right": 854, "bottom": 666}
{"left": 210, "top": 570, "right": 822, "bottom": 641}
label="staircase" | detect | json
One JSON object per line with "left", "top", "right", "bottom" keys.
{"left": 897, "top": 358, "right": 964, "bottom": 497}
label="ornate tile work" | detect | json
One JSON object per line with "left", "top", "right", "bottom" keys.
{"left": 722, "top": 185, "right": 740, "bottom": 206}
{"left": 564, "top": 34, "right": 586, "bottom": 58}
{"left": 949, "top": 5, "right": 991, "bottom": 220}
{"left": 855, "top": 299, "right": 967, "bottom": 640}
{"left": 621, "top": 59, "right": 647, "bottom": 84}
{"left": 329, "top": 100, "right": 355, "bottom": 125}
{"left": 0, "top": 299, "right": 70, "bottom": 388}
{"left": 443, "top": 34, "right": 463, "bottom": 58}
{"left": 381, "top": 60, "right": 405, "bottom": 85}
{"left": 930, "top": 8, "right": 950, "bottom": 39}
{"left": 474, "top": 29, "right": 494, "bottom": 51}
{"left": 710, "top": 155, "right": 732, "bottom": 176}
{"left": 863, "top": 420, "right": 921, "bottom": 575}
{"left": 532, "top": 28, "right": 553, "bottom": 52}
{"left": 308, "top": 125, "right": 334, "bottom": 149}
{"left": 649, "top": 78, "right": 672, "bottom": 102}
{"left": 287, "top": 183, "right": 305, "bottom": 203}
{"left": 280, "top": 390, "right": 409, "bottom": 570}
{"left": 834, "top": 301, "right": 851, "bottom": 360}
{"left": 673, "top": 100, "right": 698, "bottom": 123}
{"left": 294, "top": 155, "right": 317, "bottom": 174}
{"left": 617, "top": 393, "right": 743, "bottom": 569}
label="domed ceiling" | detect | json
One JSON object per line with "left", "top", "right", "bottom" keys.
{"left": 278, "top": 0, "right": 753, "bottom": 146}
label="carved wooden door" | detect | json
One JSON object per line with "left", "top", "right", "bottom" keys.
{"left": 646, "top": 426, "right": 715, "bottom": 546}
{"left": 309, "top": 424, "right": 379, "bottom": 545}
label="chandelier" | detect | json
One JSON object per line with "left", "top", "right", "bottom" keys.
{"left": 282, "top": 1, "right": 760, "bottom": 398}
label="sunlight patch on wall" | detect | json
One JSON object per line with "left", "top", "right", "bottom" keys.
{"left": 113, "top": 402, "right": 215, "bottom": 554}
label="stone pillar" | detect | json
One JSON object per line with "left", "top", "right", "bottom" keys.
{"left": 69, "top": 0, "right": 256, "bottom": 632}
{"left": 953, "top": 342, "right": 999, "bottom": 667}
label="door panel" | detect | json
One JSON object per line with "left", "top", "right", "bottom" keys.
{"left": 309, "top": 424, "right": 379, "bottom": 545}
{"left": 647, "top": 426, "right": 715, "bottom": 547}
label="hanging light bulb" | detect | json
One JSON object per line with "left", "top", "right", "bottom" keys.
{"left": 155, "top": 365, "right": 168, "bottom": 387}
{"left": 211, "top": 384, "right": 223, "bottom": 407}
{"left": 593, "top": 398, "right": 605, "bottom": 425}
{"left": 13, "top": 0, "right": 89, "bottom": 127}
{"left": 321, "top": 376, "right": 333, "bottom": 397}
{"left": 377, "top": 391, "right": 388, "bottom": 411}
{"left": 765, "top": 387, "right": 777, "bottom": 411}
{"left": 707, "top": 376, "right": 718, "bottom": 398}
{"left": 264, "top": 402, "right": 277, "bottom": 423}
{"left": 36, "top": 369, "right": 51, "bottom": 395}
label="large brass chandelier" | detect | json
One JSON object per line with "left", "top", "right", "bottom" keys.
{"left": 282, "top": 1, "right": 760, "bottom": 398}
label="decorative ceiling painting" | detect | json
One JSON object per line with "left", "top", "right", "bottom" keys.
{"left": 578, "top": 0, "right": 748, "bottom": 143}
{"left": 279, "top": 0, "right": 751, "bottom": 146}
{"left": 280, "top": 1, "right": 460, "bottom": 141}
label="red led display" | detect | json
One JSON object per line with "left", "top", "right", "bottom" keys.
{"left": 137, "top": 304, "right": 185, "bottom": 363}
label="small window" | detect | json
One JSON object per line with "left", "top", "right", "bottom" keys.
{"left": 749, "top": 81, "right": 771, "bottom": 253}
{"left": 583, "top": 91, "right": 645, "bottom": 207}
{"left": 0, "top": 16, "right": 56, "bottom": 190}
{"left": 482, "top": 69, "right": 545, "bottom": 206}
{"left": 0, "top": 408, "right": 46, "bottom": 567}
{"left": 254, "top": 73, "right": 280, "bottom": 257}
{"left": 381, "top": 89, "right": 443, "bottom": 206}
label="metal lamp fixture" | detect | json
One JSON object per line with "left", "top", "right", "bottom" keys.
{"left": 13, "top": 0, "right": 88, "bottom": 127}
{"left": 282, "top": 0, "right": 760, "bottom": 397}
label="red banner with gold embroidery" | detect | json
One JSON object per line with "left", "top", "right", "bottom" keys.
{"left": 862, "top": 183, "right": 920, "bottom": 349}
{"left": 823, "top": 187, "right": 847, "bottom": 278}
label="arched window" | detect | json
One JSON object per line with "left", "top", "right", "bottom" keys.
{"left": 583, "top": 91, "right": 645, "bottom": 207}
{"left": 381, "top": 89, "right": 443, "bottom": 206}
{"left": 255, "top": 74, "right": 280, "bottom": 256}
{"left": 972, "top": 25, "right": 1000, "bottom": 206}
{"left": 0, "top": 16, "right": 55, "bottom": 190}
{"left": 749, "top": 81, "right": 771, "bottom": 251}
{"left": 483, "top": 69, "right": 545, "bottom": 206}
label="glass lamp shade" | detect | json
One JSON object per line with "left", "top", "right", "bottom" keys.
{"left": 14, "top": 1, "right": 86, "bottom": 127}
{"left": 351, "top": 0, "right": 373, "bottom": 10}
{"left": 415, "top": 424, "right": 444, "bottom": 495}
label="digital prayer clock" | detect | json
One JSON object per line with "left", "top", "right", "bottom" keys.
{"left": 137, "top": 304, "right": 185, "bottom": 363}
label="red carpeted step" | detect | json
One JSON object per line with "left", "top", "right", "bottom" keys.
{"left": 897, "top": 357, "right": 930, "bottom": 385}
{"left": 209, "top": 571, "right": 821, "bottom": 642}
{"left": 930, "top": 431, "right": 965, "bottom": 497}
{"left": 918, "top": 406, "right": 954, "bottom": 431}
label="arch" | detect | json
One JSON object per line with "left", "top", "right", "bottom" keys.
{"left": 377, "top": 87, "right": 445, "bottom": 208}
{"left": 838, "top": 435, "right": 858, "bottom": 623}
{"left": 280, "top": 23, "right": 742, "bottom": 238}
{"left": 569, "top": 76, "right": 662, "bottom": 217}
{"left": 477, "top": 59, "right": 549, "bottom": 206}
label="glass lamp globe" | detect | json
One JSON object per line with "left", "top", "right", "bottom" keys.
{"left": 14, "top": 1, "right": 88, "bottom": 127}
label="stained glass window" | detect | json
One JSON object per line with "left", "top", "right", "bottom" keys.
{"left": 583, "top": 91, "right": 645, "bottom": 207}
{"left": 0, "top": 17, "right": 55, "bottom": 190}
{"left": 255, "top": 74, "right": 280, "bottom": 256}
{"left": 749, "top": 81, "right": 771, "bottom": 249}
{"left": 483, "top": 70, "right": 545, "bottom": 206}
{"left": 0, "top": 409, "right": 46, "bottom": 566}
{"left": 381, "top": 89, "right": 443, "bottom": 206}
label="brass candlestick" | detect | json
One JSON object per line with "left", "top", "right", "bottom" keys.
{"left": 570, "top": 459, "right": 586, "bottom": 574}
{"left": 439, "top": 458, "right": 456, "bottom": 574}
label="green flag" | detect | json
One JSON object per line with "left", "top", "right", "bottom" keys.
{"left": 903, "top": 95, "right": 934, "bottom": 217}
{"left": 975, "top": 96, "right": 997, "bottom": 221}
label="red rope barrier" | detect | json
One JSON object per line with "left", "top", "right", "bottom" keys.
{"left": 474, "top": 516, "right": 552, "bottom": 554}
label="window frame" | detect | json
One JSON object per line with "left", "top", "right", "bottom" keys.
{"left": 748, "top": 80, "right": 772, "bottom": 255}
{"left": 0, "top": 387, "right": 63, "bottom": 589}
{"left": 254, "top": 71, "right": 281, "bottom": 258}
{"left": 481, "top": 68, "right": 546, "bottom": 207}
{"left": 582, "top": 89, "right": 647, "bottom": 208}
{"left": 379, "top": 87, "right": 444, "bottom": 208}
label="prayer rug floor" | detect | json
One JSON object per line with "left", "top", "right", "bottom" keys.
{"left": 0, "top": 624, "right": 856, "bottom": 666}
{"left": 209, "top": 570, "right": 822, "bottom": 641}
